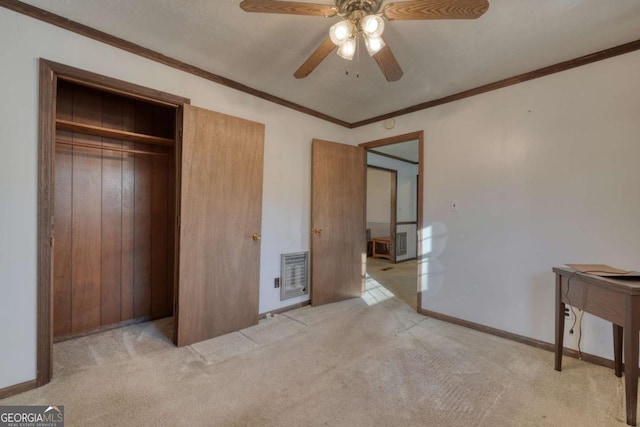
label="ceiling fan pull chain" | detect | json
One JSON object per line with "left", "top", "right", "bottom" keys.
{"left": 356, "top": 34, "right": 360, "bottom": 78}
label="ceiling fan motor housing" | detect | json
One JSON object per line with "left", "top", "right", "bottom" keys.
{"left": 336, "top": 0, "right": 383, "bottom": 18}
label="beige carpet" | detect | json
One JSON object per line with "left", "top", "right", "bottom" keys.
{"left": 0, "top": 288, "right": 629, "bottom": 426}
{"left": 366, "top": 257, "right": 418, "bottom": 309}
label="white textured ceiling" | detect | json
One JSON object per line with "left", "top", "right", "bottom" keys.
{"left": 18, "top": 0, "right": 640, "bottom": 123}
{"left": 369, "top": 140, "right": 419, "bottom": 163}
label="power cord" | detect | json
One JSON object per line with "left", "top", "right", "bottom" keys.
{"left": 565, "top": 267, "right": 637, "bottom": 359}
{"left": 565, "top": 271, "right": 583, "bottom": 359}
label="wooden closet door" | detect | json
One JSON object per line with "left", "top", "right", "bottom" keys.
{"left": 176, "top": 105, "right": 264, "bottom": 347}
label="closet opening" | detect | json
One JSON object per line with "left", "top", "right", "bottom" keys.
{"left": 38, "top": 59, "right": 190, "bottom": 386}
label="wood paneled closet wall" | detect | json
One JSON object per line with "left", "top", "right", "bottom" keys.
{"left": 39, "top": 60, "right": 265, "bottom": 387}
{"left": 53, "top": 80, "right": 177, "bottom": 338}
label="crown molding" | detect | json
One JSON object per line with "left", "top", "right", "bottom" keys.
{"left": 2, "top": 0, "right": 639, "bottom": 129}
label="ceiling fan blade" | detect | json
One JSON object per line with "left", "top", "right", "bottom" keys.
{"left": 240, "top": 0, "right": 338, "bottom": 17}
{"left": 383, "top": 0, "right": 489, "bottom": 21}
{"left": 294, "top": 37, "right": 336, "bottom": 79}
{"left": 373, "top": 44, "right": 403, "bottom": 82}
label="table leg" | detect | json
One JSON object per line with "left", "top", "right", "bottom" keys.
{"left": 614, "top": 324, "right": 623, "bottom": 378}
{"left": 623, "top": 301, "right": 639, "bottom": 426}
{"left": 555, "top": 274, "right": 565, "bottom": 371}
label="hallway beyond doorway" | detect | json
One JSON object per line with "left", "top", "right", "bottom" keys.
{"left": 366, "top": 257, "right": 417, "bottom": 309}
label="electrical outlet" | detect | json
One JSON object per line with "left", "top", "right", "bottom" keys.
{"left": 564, "top": 306, "right": 574, "bottom": 322}
{"left": 274, "top": 278, "right": 280, "bottom": 288}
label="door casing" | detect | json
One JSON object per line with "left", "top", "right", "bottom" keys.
{"left": 37, "top": 59, "right": 188, "bottom": 386}
{"left": 360, "top": 131, "right": 425, "bottom": 311}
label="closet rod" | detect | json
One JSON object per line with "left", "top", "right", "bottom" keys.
{"left": 55, "top": 138, "right": 171, "bottom": 157}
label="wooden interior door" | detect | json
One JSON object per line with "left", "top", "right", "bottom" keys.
{"left": 176, "top": 104, "right": 264, "bottom": 347}
{"left": 311, "top": 139, "right": 365, "bottom": 306}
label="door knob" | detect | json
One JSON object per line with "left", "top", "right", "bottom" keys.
{"left": 312, "top": 228, "right": 322, "bottom": 236}
{"left": 252, "top": 233, "right": 261, "bottom": 241}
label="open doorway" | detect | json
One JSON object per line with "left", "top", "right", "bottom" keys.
{"left": 366, "top": 166, "right": 397, "bottom": 262}
{"left": 361, "top": 133, "right": 423, "bottom": 311}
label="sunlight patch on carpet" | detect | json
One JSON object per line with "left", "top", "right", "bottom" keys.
{"left": 362, "top": 275, "right": 395, "bottom": 306}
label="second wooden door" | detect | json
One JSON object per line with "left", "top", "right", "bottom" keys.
{"left": 310, "top": 139, "right": 365, "bottom": 306}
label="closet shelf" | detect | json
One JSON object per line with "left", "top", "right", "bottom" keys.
{"left": 56, "top": 119, "right": 174, "bottom": 146}
{"left": 56, "top": 138, "right": 170, "bottom": 157}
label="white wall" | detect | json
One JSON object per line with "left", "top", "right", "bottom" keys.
{"left": 352, "top": 50, "right": 640, "bottom": 361}
{"left": 366, "top": 167, "right": 392, "bottom": 234}
{"left": 0, "top": 8, "right": 351, "bottom": 389}
{"left": 367, "top": 152, "right": 418, "bottom": 223}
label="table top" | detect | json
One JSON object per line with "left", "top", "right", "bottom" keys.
{"left": 554, "top": 267, "right": 640, "bottom": 294}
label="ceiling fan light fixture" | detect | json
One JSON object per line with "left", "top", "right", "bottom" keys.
{"left": 337, "top": 38, "right": 356, "bottom": 60}
{"left": 241, "top": 0, "right": 490, "bottom": 81}
{"left": 329, "top": 20, "right": 354, "bottom": 46}
{"left": 361, "top": 14, "right": 384, "bottom": 38}
{"left": 364, "top": 35, "right": 385, "bottom": 56}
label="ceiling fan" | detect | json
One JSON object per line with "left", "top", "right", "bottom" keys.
{"left": 239, "top": 0, "right": 489, "bottom": 82}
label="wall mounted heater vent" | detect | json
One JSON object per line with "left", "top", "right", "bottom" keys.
{"left": 396, "top": 232, "right": 407, "bottom": 256}
{"left": 281, "top": 251, "right": 309, "bottom": 301}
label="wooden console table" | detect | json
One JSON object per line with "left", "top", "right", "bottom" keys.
{"left": 553, "top": 267, "right": 640, "bottom": 426}
{"left": 372, "top": 237, "right": 391, "bottom": 260}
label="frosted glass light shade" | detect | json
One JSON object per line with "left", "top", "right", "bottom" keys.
{"left": 361, "top": 15, "right": 384, "bottom": 38}
{"left": 364, "top": 35, "right": 385, "bottom": 56}
{"left": 330, "top": 20, "right": 354, "bottom": 46}
{"left": 337, "top": 38, "right": 356, "bottom": 60}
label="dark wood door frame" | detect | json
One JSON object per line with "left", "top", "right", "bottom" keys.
{"left": 366, "top": 165, "right": 398, "bottom": 263}
{"left": 37, "top": 59, "right": 189, "bottom": 387}
{"left": 360, "top": 131, "right": 424, "bottom": 311}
